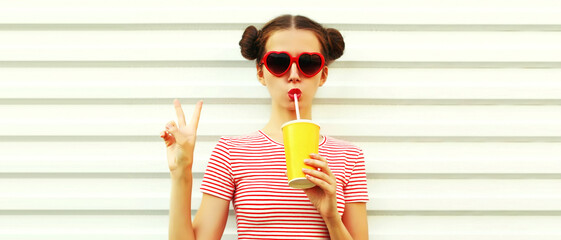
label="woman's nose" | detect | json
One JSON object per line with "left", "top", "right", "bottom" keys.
{"left": 287, "top": 62, "right": 300, "bottom": 82}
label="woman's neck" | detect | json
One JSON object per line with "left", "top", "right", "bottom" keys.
{"left": 261, "top": 102, "right": 312, "bottom": 143}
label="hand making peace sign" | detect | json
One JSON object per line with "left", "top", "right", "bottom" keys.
{"left": 160, "top": 99, "right": 203, "bottom": 178}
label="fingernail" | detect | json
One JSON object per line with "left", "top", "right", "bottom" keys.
{"left": 302, "top": 168, "right": 309, "bottom": 173}
{"left": 304, "top": 159, "right": 310, "bottom": 163}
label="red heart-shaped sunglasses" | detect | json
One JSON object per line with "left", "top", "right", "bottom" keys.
{"left": 261, "top": 51, "right": 325, "bottom": 78}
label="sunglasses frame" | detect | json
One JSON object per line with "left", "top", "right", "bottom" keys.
{"left": 261, "top": 51, "right": 325, "bottom": 78}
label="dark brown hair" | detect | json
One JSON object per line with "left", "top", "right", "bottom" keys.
{"left": 239, "top": 15, "right": 345, "bottom": 65}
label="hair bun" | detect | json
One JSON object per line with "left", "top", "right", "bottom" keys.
{"left": 239, "top": 26, "right": 260, "bottom": 60}
{"left": 326, "top": 28, "right": 345, "bottom": 62}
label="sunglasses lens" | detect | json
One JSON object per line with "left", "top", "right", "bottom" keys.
{"left": 299, "top": 53, "right": 323, "bottom": 76}
{"left": 266, "top": 53, "right": 291, "bottom": 75}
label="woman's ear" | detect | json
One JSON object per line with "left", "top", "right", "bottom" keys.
{"left": 257, "top": 64, "right": 266, "bottom": 86}
{"left": 319, "top": 66, "right": 328, "bottom": 87}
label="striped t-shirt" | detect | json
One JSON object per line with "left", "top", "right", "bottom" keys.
{"left": 200, "top": 130, "right": 369, "bottom": 239}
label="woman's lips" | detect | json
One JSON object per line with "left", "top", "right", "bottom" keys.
{"left": 288, "top": 88, "right": 302, "bottom": 100}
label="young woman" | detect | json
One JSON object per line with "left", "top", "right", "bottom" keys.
{"left": 161, "top": 15, "right": 369, "bottom": 240}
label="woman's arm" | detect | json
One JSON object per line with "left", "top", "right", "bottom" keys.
{"left": 193, "top": 194, "right": 230, "bottom": 239}
{"left": 341, "top": 203, "right": 369, "bottom": 240}
{"left": 169, "top": 174, "right": 230, "bottom": 240}
{"left": 321, "top": 203, "right": 368, "bottom": 240}
{"left": 164, "top": 100, "right": 201, "bottom": 240}
{"left": 169, "top": 171, "right": 195, "bottom": 240}
{"left": 164, "top": 100, "right": 226, "bottom": 239}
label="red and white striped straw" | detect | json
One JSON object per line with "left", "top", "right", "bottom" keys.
{"left": 294, "top": 94, "right": 300, "bottom": 120}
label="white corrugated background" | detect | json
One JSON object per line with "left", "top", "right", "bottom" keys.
{"left": 1, "top": 0, "right": 561, "bottom": 239}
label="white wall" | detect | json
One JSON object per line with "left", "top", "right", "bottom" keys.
{"left": 1, "top": 0, "right": 561, "bottom": 239}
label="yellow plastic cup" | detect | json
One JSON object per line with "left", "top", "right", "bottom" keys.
{"left": 281, "top": 119, "right": 320, "bottom": 189}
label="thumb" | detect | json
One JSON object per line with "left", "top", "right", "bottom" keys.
{"left": 166, "top": 121, "right": 179, "bottom": 135}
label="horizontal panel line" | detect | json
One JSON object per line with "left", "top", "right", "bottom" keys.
{"left": 0, "top": 172, "right": 200, "bottom": 179}
{"left": 0, "top": 23, "right": 252, "bottom": 31}
{"left": 0, "top": 61, "right": 252, "bottom": 68}
{"left": 329, "top": 136, "right": 561, "bottom": 143}
{"left": 1, "top": 210, "right": 558, "bottom": 216}
{"left": 1, "top": 23, "right": 561, "bottom": 31}
{"left": 1, "top": 98, "right": 561, "bottom": 106}
{"left": 372, "top": 210, "right": 561, "bottom": 216}
{"left": 1, "top": 172, "right": 559, "bottom": 179}
{"left": 333, "top": 62, "right": 561, "bottom": 69}
{"left": 0, "top": 210, "right": 169, "bottom": 215}
{"left": 371, "top": 173, "right": 561, "bottom": 179}
{"left": 0, "top": 209, "right": 239, "bottom": 216}
{"left": 0, "top": 98, "right": 270, "bottom": 105}
{"left": 333, "top": 24, "right": 561, "bottom": 32}
{"left": 2, "top": 136, "right": 561, "bottom": 142}
{"left": 0, "top": 136, "right": 221, "bottom": 142}
{"left": 1, "top": 61, "right": 561, "bottom": 68}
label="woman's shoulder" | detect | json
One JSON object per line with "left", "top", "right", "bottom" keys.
{"left": 323, "top": 135, "right": 363, "bottom": 153}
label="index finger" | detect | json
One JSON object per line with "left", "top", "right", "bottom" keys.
{"left": 173, "top": 99, "right": 187, "bottom": 127}
{"left": 309, "top": 154, "right": 333, "bottom": 172}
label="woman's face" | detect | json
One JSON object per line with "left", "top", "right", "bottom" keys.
{"left": 257, "top": 29, "right": 328, "bottom": 112}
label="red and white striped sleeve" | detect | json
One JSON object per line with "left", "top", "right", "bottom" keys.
{"left": 344, "top": 149, "right": 369, "bottom": 203}
{"left": 200, "top": 137, "right": 235, "bottom": 201}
